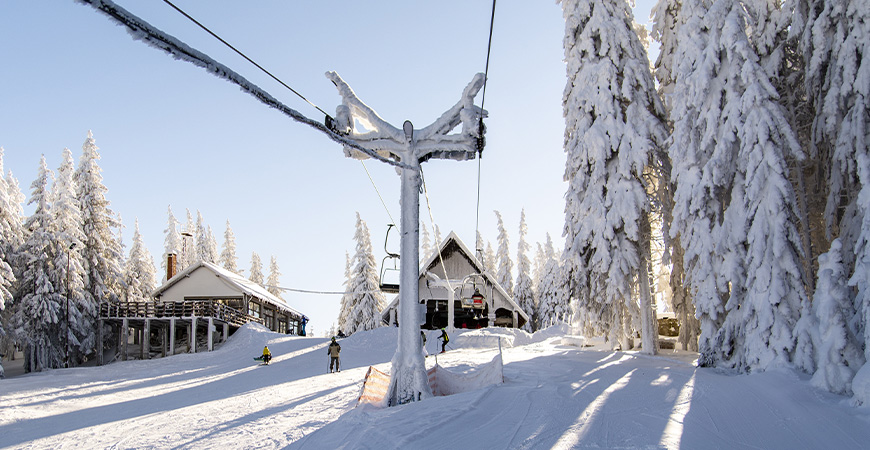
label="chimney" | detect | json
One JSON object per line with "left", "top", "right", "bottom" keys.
{"left": 167, "top": 253, "right": 177, "bottom": 280}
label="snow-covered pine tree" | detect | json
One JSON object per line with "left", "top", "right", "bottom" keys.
{"left": 266, "top": 256, "right": 282, "bottom": 299}
{"left": 420, "top": 221, "right": 432, "bottom": 263}
{"left": 669, "top": 0, "right": 808, "bottom": 371}
{"left": 249, "top": 252, "right": 264, "bottom": 285}
{"left": 162, "top": 206, "right": 181, "bottom": 281}
{"left": 51, "top": 148, "right": 88, "bottom": 363}
{"left": 205, "top": 225, "right": 219, "bottom": 264}
{"left": 484, "top": 241, "right": 496, "bottom": 275}
{"left": 651, "top": 0, "right": 682, "bottom": 108}
{"left": 123, "top": 219, "right": 157, "bottom": 303}
{"left": 348, "top": 213, "right": 386, "bottom": 333}
{"left": 195, "top": 211, "right": 208, "bottom": 264}
{"left": 338, "top": 252, "right": 353, "bottom": 334}
{"left": 797, "top": 0, "right": 870, "bottom": 387}
{"left": 532, "top": 242, "right": 547, "bottom": 330}
{"left": 181, "top": 209, "right": 196, "bottom": 269}
{"left": 1, "top": 166, "right": 26, "bottom": 349}
{"left": 494, "top": 211, "right": 513, "bottom": 297}
{"left": 434, "top": 225, "right": 443, "bottom": 248}
{"left": 15, "top": 156, "right": 63, "bottom": 371}
{"left": 561, "top": 0, "right": 667, "bottom": 352}
{"left": 515, "top": 210, "right": 535, "bottom": 332}
{"left": 75, "top": 131, "right": 124, "bottom": 358}
{"left": 0, "top": 149, "right": 18, "bottom": 335}
{"left": 651, "top": 0, "right": 700, "bottom": 352}
{"left": 219, "top": 220, "right": 239, "bottom": 274}
{"left": 812, "top": 239, "right": 864, "bottom": 394}
{"left": 538, "top": 233, "right": 569, "bottom": 328}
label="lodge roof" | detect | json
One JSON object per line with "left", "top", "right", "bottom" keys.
{"left": 152, "top": 260, "right": 307, "bottom": 321}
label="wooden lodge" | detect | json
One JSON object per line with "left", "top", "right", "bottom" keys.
{"left": 380, "top": 231, "right": 529, "bottom": 330}
{"left": 98, "top": 259, "right": 308, "bottom": 364}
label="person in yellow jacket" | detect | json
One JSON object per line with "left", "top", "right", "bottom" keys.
{"left": 328, "top": 337, "right": 341, "bottom": 373}
{"left": 262, "top": 345, "right": 272, "bottom": 365}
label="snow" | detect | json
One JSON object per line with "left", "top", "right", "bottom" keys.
{"left": 2, "top": 323, "right": 869, "bottom": 449}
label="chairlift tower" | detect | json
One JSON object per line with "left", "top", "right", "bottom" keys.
{"left": 327, "top": 71, "right": 486, "bottom": 405}
{"left": 74, "top": 0, "right": 486, "bottom": 407}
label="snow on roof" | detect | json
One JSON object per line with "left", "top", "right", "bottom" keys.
{"left": 152, "top": 260, "right": 307, "bottom": 320}
{"left": 382, "top": 231, "right": 529, "bottom": 322}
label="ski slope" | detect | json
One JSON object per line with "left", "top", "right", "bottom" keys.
{"left": 1, "top": 324, "right": 868, "bottom": 449}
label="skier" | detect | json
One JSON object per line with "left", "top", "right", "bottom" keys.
{"left": 438, "top": 328, "right": 449, "bottom": 353}
{"left": 328, "top": 336, "right": 341, "bottom": 373}
{"left": 261, "top": 345, "right": 272, "bottom": 365}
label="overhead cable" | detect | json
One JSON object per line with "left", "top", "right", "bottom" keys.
{"left": 75, "top": 0, "right": 411, "bottom": 170}
{"left": 161, "top": 0, "right": 332, "bottom": 120}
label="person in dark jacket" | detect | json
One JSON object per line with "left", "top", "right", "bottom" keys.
{"left": 328, "top": 337, "right": 341, "bottom": 373}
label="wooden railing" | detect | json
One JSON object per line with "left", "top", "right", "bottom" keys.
{"left": 100, "top": 300, "right": 263, "bottom": 328}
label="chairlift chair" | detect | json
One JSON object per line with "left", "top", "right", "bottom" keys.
{"left": 379, "top": 224, "right": 400, "bottom": 294}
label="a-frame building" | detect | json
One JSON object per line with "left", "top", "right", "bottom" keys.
{"left": 381, "top": 231, "right": 529, "bottom": 329}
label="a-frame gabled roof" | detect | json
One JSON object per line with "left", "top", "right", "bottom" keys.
{"left": 381, "top": 231, "right": 529, "bottom": 323}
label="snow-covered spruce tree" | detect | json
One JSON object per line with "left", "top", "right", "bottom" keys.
{"left": 348, "top": 213, "right": 386, "bottom": 333}
{"left": 812, "top": 239, "right": 864, "bottom": 394}
{"left": 669, "top": 0, "right": 808, "bottom": 371}
{"left": 651, "top": 0, "right": 682, "bottom": 109}
{"left": 123, "top": 220, "right": 157, "bottom": 303}
{"left": 205, "top": 226, "right": 219, "bottom": 264}
{"left": 75, "top": 131, "right": 124, "bottom": 357}
{"left": 195, "top": 211, "right": 209, "bottom": 263}
{"left": 51, "top": 148, "right": 88, "bottom": 363}
{"left": 651, "top": 0, "right": 701, "bottom": 352}
{"left": 1, "top": 166, "right": 26, "bottom": 352}
{"left": 181, "top": 209, "right": 196, "bottom": 269}
{"left": 249, "top": 252, "right": 264, "bottom": 285}
{"left": 338, "top": 252, "right": 353, "bottom": 333}
{"left": 515, "top": 210, "right": 536, "bottom": 332}
{"left": 532, "top": 242, "right": 547, "bottom": 330}
{"left": 494, "top": 211, "right": 513, "bottom": 297}
{"left": 161, "top": 205, "right": 181, "bottom": 282}
{"left": 797, "top": 0, "right": 870, "bottom": 386}
{"left": 420, "top": 221, "right": 432, "bottom": 263}
{"left": 561, "top": 0, "right": 667, "bottom": 352}
{"left": 538, "top": 233, "right": 569, "bottom": 328}
{"left": 0, "top": 149, "right": 18, "bottom": 337}
{"left": 266, "top": 256, "right": 282, "bottom": 299}
{"left": 15, "top": 156, "right": 63, "bottom": 371}
{"left": 219, "top": 220, "right": 239, "bottom": 274}
{"left": 484, "top": 238, "right": 496, "bottom": 274}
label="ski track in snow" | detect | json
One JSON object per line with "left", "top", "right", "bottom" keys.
{"left": 2, "top": 325, "right": 870, "bottom": 449}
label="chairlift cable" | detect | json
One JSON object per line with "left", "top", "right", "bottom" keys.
{"left": 161, "top": 1, "right": 397, "bottom": 226}
{"left": 475, "top": 0, "right": 497, "bottom": 259}
{"left": 262, "top": 284, "right": 382, "bottom": 296}
{"left": 78, "top": 0, "right": 409, "bottom": 169}
{"left": 420, "top": 167, "right": 453, "bottom": 294}
{"left": 161, "top": 0, "right": 332, "bottom": 120}
{"left": 360, "top": 160, "right": 397, "bottom": 229}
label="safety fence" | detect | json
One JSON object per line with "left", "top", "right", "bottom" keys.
{"left": 100, "top": 300, "right": 263, "bottom": 328}
{"left": 357, "top": 341, "right": 504, "bottom": 407}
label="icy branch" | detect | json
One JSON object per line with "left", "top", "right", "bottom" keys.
{"left": 74, "top": 0, "right": 410, "bottom": 169}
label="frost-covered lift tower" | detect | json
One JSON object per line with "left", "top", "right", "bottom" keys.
{"left": 327, "top": 72, "right": 486, "bottom": 405}
{"left": 76, "top": 0, "right": 487, "bottom": 408}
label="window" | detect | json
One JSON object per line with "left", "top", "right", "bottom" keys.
{"left": 249, "top": 302, "right": 261, "bottom": 318}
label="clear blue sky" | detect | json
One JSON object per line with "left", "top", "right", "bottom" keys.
{"left": 1, "top": 1, "right": 657, "bottom": 335}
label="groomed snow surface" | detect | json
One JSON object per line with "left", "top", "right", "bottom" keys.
{"left": 2, "top": 324, "right": 869, "bottom": 449}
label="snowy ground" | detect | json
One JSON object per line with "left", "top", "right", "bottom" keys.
{"left": 1, "top": 324, "right": 869, "bottom": 449}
